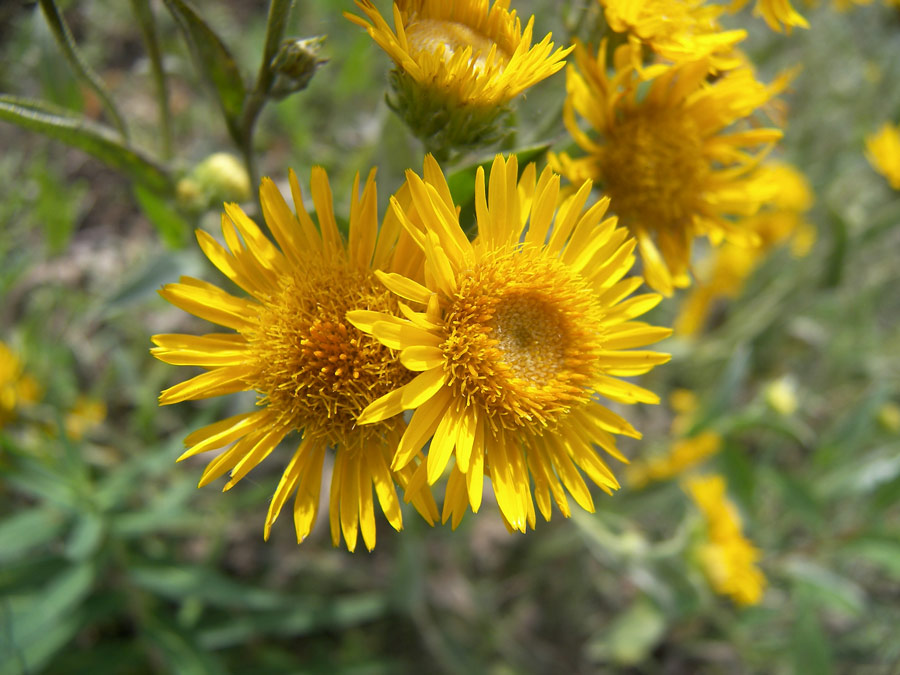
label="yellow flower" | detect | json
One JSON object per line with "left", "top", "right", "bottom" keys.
{"left": 685, "top": 474, "right": 766, "bottom": 606}
{"left": 729, "top": 0, "right": 809, "bottom": 32}
{"left": 676, "top": 163, "right": 815, "bottom": 335}
{"left": 348, "top": 154, "right": 671, "bottom": 532}
{"left": 0, "top": 341, "right": 39, "bottom": 427}
{"left": 553, "top": 41, "right": 788, "bottom": 295}
{"left": 627, "top": 430, "right": 722, "bottom": 488}
{"left": 346, "top": 0, "right": 571, "bottom": 152}
{"left": 866, "top": 122, "right": 900, "bottom": 190}
{"left": 599, "top": 0, "right": 747, "bottom": 69}
{"left": 64, "top": 396, "right": 107, "bottom": 441}
{"left": 152, "top": 169, "right": 439, "bottom": 552}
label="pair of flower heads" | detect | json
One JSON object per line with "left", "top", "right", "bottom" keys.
{"left": 153, "top": 0, "right": 793, "bottom": 551}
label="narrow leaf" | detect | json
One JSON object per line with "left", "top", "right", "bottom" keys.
{"left": 0, "top": 96, "right": 172, "bottom": 193}
{"left": 162, "top": 0, "right": 246, "bottom": 142}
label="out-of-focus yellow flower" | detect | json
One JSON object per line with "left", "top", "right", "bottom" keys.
{"left": 866, "top": 122, "right": 900, "bottom": 190}
{"left": 599, "top": 0, "right": 747, "bottom": 69}
{"left": 765, "top": 376, "right": 798, "bottom": 415}
{"left": 628, "top": 430, "right": 722, "bottom": 488}
{"left": 153, "top": 168, "right": 439, "bottom": 552}
{"left": 553, "top": 41, "right": 789, "bottom": 295}
{"left": 0, "top": 341, "right": 40, "bottom": 427}
{"left": 64, "top": 396, "right": 107, "bottom": 440}
{"left": 730, "top": 0, "right": 809, "bottom": 32}
{"left": 346, "top": 0, "right": 571, "bottom": 152}
{"left": 349, "top": 154, "right": 672, "bottom": 533}
{"left": 685, "top": 474, "right": 766, "bottom": 606}
{"left": 676, "top": 164, "right": 815, "bottom": 336}
{"left": 877, "top": 402, "right": 900, "bottom": 433}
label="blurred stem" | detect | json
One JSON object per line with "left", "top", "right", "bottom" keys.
{"left": 822, "top": 205, "right": 847, "bottom": 288}
{"left": 130, "top": 0, "right": 173, "bottom": 160}
{"left": 239, "top": 0, "right": 294, "bottom": 190}
{"left": 38, "top": 0, "right": 130, "bottom": 140}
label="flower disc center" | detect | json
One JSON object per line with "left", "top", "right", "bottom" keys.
{"left": 490, "top": 294, "right": 565, "bottom": 385}
{"left": 600, "top": 107, "right": 705, "bottom": 232}
{"left": 406, "top": 18, "right": 509, "bottom": 73}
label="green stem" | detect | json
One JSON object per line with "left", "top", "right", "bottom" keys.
{"left": 130, "top": 0, "right": 173, "bottom": 159}
{"left": 38, "top": 0, "right": 130, "bottom": 140}
{"left": 239, "top": 0, "right": 294, "bottom": 190}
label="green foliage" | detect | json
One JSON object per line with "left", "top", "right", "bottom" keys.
{"left": 1, "top": 0, "right": 899, "bottom": 673}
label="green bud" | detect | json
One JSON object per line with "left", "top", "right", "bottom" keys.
{"left": 269, "top": 36, "right": 328, "bottom": 101}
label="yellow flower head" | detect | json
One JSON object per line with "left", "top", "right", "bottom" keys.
{"left": 685, "top": 474, "right": 766, "bottom": 606}
{"left": 553, "top": 41, "right": 788, "bottom": 295}
{"left": 64, "top": 396, "right": 107, "bottom": 441}
{"left": 627, "top": 430, "right": 721, "bottom": 488}
{"left": 348, "top": 154, "right": 672, "bottom": 533}
{"left": 346, "top": 0, "right": 571, "bottom": 151}
{"left": 600, "top": 0, "right": 747, "bottom": 69}
{"left": 152, "top": 170, "right": 439, "bottom": 552}
{"left": 0, "top": 341, "right": 39, "bottom": 427}
{"left": 866, "top": 122, "right": 900, "bottom": 190}
{"left": 729, "top": 0, "right": 809, "bottom": 33}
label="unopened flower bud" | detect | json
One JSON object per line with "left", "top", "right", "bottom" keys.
{"left": 268, "top": 36, "right": 327, "bottom": 101}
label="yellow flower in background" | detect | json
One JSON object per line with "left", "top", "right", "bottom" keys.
{"left": 65, "top": 396, "right": 107, "bottom": 441}
{"left": 152, "top": 169, "right": 439, "bottom": 552}
{"left": 346, "top": 0, "right": 571, "bottom": 151}
{"left": 349, "top": 154, "right": 671, "bottom": 532}
{"left": 553, "top": 41, "right": 789, "bottom": 295}
{"left": 0, "top": 341, "right": 40, "bottom": 427}
{"left": 627, "top": 430, "right": 722, "bottom": 488}
{"left": 866, "top": 122, "right": 900, "bottom": 190}
{"left": 685, "top": 474, "right": 766, "bottom": 606}
{"left": 730, "top": 0, "right": 809, "bottom": 32}
{"left": 676, "top": 163, "right": 815, "bottom": 336}
{"left": 599, "top": 0, "right": 747, "bottom": 69}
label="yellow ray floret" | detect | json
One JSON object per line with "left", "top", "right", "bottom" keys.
{"left": 729, "top": 0, "right": 809, "bottom": 33}
{"left": 346, "top": 0, "right": 571, "bottom": 108}
{"left": 685, "top": 475, "right": 766, "bottom": 606}
{"left": 676, "top": 163, "right": 816, "bottom": 336}
{"left": 552, "top": 41, "right": 790, "bottom": 296}
{"left": 349, "top": 154, "right": 672, "bottom": 532}
{"left": 866, "top": 122, "right": 900, "bottom": 190}
{"left": 600, "top": 0, "right": 748, "bottom": 70}
{"left": 152, "top": 169, "right": 438, "bottom": 552}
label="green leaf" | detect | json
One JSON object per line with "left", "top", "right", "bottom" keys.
{"left": 4, "top": 563, "right": 95, "bottom": 674}
{"left": 791, "top": 588, "right": 834, "bottom": 675}
{"left": 784, "top": 558, "right": 865, "bottom": 618}
{"left": 0, "top": 95, "right": 172, "bottom": 193}
{"left": 64, "top": 511, "right": 106, "bottom": 561}
{"left": 162, "top": 0, "right": 246, "bottom": 142}
{"left": 0, "top": 507, "right": 67, "bottom": 564}
{"left": 133, "top": 183, "right": 192, "bottom": 248}
{"left": 843, "top": 538, "right": 900, "bottom": 580}
{"left": 143, "top": 613, "right": 226, "bottom": 675}
{"left": 128, "top": 565, "right": 288, "bottom": 610}
{"left": 587, "top": 596, "right": 666, "bottom": 666}
{"left": 197, "top": 593, "right": 390, "bottom": 649}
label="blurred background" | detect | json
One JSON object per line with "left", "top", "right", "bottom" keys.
{"left": 1, "top": 0, "right": 900, "bottom": 673}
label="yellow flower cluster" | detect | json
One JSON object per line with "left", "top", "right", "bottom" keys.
{"left": 685, "top": 474, "right": 766, "bottom": 606}
{"left": 0, "top": 341, "right": 40, "bottom": 427}
{"left": 154, "top": 156, "right": 671, "bottom": 549}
